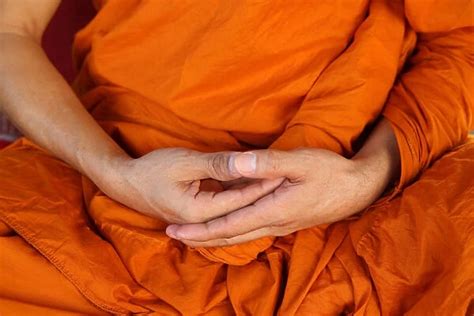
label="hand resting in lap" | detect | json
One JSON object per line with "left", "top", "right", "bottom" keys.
{"left": 100, "top": 148, "right": 284, "bottom": 224}
{"left": 166, "top": 119, "right": 400, "bottom": 247}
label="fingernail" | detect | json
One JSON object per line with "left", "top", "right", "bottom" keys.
{"left": 234, "top": 152, "right": 256, "bottom": 174}
{"left": 166, "top": 225, "right": 179, "bottom": 239}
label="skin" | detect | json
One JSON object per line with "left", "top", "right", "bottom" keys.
{"left": 1, "top": 1, "right": 400, "bottom": 247}
{"left": 167, "top": 120, "right": 400, "bottom": 246}
{"left": 0, "top": 0, "right": 281, "bottom": 224}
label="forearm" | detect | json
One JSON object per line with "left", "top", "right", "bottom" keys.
{"left": 352, "top": 118, "right": 401, "bottom": 199}
{"left": 0, "top": 33, "right": 129, "bottom": 185}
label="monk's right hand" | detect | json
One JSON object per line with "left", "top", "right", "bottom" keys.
{"left": 99, "top": 148, "right": 284, "bottom": 224}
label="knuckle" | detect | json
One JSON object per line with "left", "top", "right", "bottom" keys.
{"left": 208, "top": 154, "right": 229, "bottom": 179}
{"left": 220, "top": 238, "right": 232, "bottom": 246}
{"left": 265, "top": 150, "right": 281, "bottom": 173}
{"left": 204, "top": 221, "right": 214, "bottom": 235}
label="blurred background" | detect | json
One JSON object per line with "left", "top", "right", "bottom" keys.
{"left": 0, "top": 0, "right": 95, "bottom": 148}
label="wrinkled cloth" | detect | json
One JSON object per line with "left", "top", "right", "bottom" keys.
{"left": 0, "top": 0, "right": 473, "bottom": 314}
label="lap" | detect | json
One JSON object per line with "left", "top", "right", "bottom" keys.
{"left": 350, "top": 140, "right": 474, "bottom": 314}
{"left": 0, "top": 222, "right": 107, "bottom": 315}
{"left": 0, "top": 138, "right": 472, "bottom": 315}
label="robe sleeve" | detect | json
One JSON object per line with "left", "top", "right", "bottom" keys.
{"left": 269, "top": 0, "right": 411, "bottom": 156}
{"left": 271, "top": 0, "right": 473, "bottom": 190}
{"left": 383, "top": 1, "right": 473, "bottom": 188}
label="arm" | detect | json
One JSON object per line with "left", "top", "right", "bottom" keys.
{"left": 269, "top": 0, "right": 408, "bottom": 155}
{"left": 0, "top": 0, "right": 279, "bottom": 223}
{"left": 383, "top": 26, "right": 473, "bottom": 188}
{"left": 0, "top": 0, "right": 128, "bottom": 188}
{"left": 167, "top": 2, "right": 473, "bottom": 245}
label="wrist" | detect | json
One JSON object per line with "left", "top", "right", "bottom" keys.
{"left": 351, "top": 119, "right": 401, "bottom": 200}
{"left": 82, "top": 147, "right": 133, "bottom": 193}
{"left": 352, "top": 154, "right": 392, "bottom": 200}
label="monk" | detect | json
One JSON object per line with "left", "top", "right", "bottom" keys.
{"left": 0, "top": 0, "right": 473, "bottom": 314}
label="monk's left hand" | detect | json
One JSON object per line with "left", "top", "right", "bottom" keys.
{"left": 166, "top": 148, "right": 388, "bottom": 247}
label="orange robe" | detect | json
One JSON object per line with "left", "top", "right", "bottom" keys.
{"left": 1, "top": 0, "right": 473, "bottom": 314}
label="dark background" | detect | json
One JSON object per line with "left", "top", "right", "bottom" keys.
{"left": 0, "top": 0, "right": 95, "bottom": 147}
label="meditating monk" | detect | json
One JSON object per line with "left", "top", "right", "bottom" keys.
{"left": 0, "top": 0, "right": 473, "bottom": 314}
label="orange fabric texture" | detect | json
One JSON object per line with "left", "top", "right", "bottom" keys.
{"left": 1, "top": 0, "right": 473, "bottom": 314}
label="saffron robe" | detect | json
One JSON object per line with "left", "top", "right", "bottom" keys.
{"left": 0, "top": 0, "right": 473, "bottom": 314}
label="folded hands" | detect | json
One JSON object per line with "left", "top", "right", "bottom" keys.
{"left": 101, "top": 118, "right": 399, "bottom": 248}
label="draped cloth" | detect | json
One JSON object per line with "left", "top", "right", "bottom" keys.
{"left": 0, "top": 0, "right": 473, "bottom": 314}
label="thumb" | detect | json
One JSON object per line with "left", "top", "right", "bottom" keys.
{"left": 195, "top": 151, "right": 242, "bottom": 181}
{"left": 231, "top": 149, "right": 300, "bottom": 179}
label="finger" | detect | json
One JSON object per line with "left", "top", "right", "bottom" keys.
{"left": 231, "top": 149, "right": 301, "bottom": 179}
{"left": 187, "top": 177, "right": 284, "bottom": 222}
{"left": 196, "top": 151, "right": 242, "bottom": 181}
{"left": 183, "top": 149, "right": 301, "bottom": 182}
{"left": 178, "top": 226, "right": 278, "bottom": 248}
{"left": 168, "top": 190, "right": 283, "bottom": 240}
{"left": 174, "top": 150, "right": 239, "bottom": 181}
